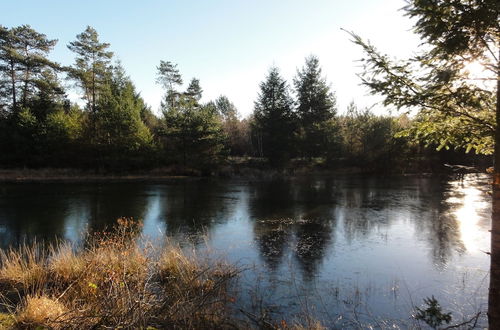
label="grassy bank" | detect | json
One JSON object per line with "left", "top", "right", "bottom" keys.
{"left": 0, "top": 219, "right": 236, "bottom": 329}
{"left": 0, "top": 219, "right": 325, "bottom": 329}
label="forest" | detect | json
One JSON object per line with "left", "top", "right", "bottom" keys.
{"left": 0, "top": 0, "right": 499, "bottom": 328}
{"left": 0, "top": 25, "right": 487, "bottom": 175}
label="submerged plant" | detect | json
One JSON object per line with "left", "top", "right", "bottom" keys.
{"left": 414, "top": 296, "right": 452, "bottom": 329}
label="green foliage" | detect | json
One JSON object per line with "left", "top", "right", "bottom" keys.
{"left": 156, "top": 60, "right": 183, "bottom": 111}
{"left": 338, "top": 102, "right": 412, "bottom": 170}
{"left": 67, "top": 26, "right": 113, "bottom": 113}
{"left": 414, "top": 296, "right": 452, "bottom": 329}
{"left": 209, "top": 95, "right": 252, "bottom": 156}
{"left": 96, "top": 64, "right": 152, "bottom": 150}
{"left": 45, "top": 107, "right": 82, "bottom": 145}
{"left": 253, "top": 66, "right": 297, "bottom": 166}
{"left": 348, "top": 0, "right": 498, "bottom": 154}
{"left": 160, "top": 77, "right": 227, "bottom": 170}
{"left": 214, "top": 95, "right": 238, "bottom": 120}
{"left": 185, "top": 78, "right": 203, "bottom": 102}
{"left": 87, "top": 63, "right": 154, "bottom": 168}
{"left": 0, "top": 24, "right": 60, "bottom": 112}
{"left": 294, "top": 55, "right": 338, "bottom": 158}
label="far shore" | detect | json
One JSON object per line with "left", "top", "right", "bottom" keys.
{"left": 0, "top": 168, "right": 194, "bottom": 183}
{"left": 0, "top": 164, "right": 482, "bottom": 183}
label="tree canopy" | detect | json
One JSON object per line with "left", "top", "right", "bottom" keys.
{"left": 348, "top": 0, "right": 498, "bottom": 154}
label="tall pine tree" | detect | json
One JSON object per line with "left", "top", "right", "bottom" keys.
{"left": 294, "top": 55, "right": 337, "bottom": 158}
{"left": 254, "top": 66, "right": 296, "bottom": 166}
{"left": 0, "top": 25, "right": 59, "bottom": 112}
{"left": 68, "top": 26, "right": 113, "bottom": 114}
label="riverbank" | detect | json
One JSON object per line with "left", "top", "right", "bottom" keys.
{"left": 0, "top": 168, "right": 192, "bottom": 183}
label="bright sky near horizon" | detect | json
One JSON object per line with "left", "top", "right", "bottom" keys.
{"left": 0, "top": 0, "right": 421, "bottom": 117}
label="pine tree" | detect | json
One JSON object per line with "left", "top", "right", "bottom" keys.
{"left": 93, "top": 63, "right": 153, "bottom": 167}
{"left": 159, "top": 71, "right": 226, "bottom": 169}
{"left": 185, "top": 78, "right": 203, "bottom": 102}
{"left": 68, "top": 26, "right": 113, "bottom": 113}
{"left": 156, "top": 60, "right": 182, "bottom": 110}
{"left": 0, "top": 25, "right": 59, "bottom": 112}
{"left": 294, "top": 55, "right": 337, "bottom": 158}
{"left": 254, "top": 66, "right": 296, "bottom": 166}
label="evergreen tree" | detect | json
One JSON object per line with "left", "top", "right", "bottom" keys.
{"left": 94, "top": 63, "right": 153, "bottom": 167}
{"left": 156, "top": 60, "right": 182, "bottom": 110}
{"left": 294, "top": 55, "right": 337, "bottom": 158}
{"left": 0, "top": 25, "right": 70, "bottom": 167}
{"left": 185, "top": 78, "right": 202, "bottom": 102}
{"left": 0, "top": 25, "right": 60, "bottom": 112}
{"left": 68, "top": 26, "right": 113, "bottom": 113}
{"left": 160, "top": 73, "right": 226, "bottom": 169}
{"left": 214, "top": 95, "right": 238, "bottom": 120}
{"left": 253, "top": 67, "right": 296, "bottom": 166}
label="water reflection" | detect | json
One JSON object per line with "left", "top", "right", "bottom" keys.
{"left": 248, "top": 178, "right": 337, "bottom": 279}
{"left": 0, "top": 174, "right": 491, "bottom": 320}
{"left": 447, "top": 176, "right": 491, "bottom": 253}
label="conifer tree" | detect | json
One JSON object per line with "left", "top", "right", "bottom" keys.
{"left": 185, "top": 78, "right": 202, "bottom": 102}
{"left": 68, "top": 26, "right": 113, "bottom": 113}
{"left": 294, "top": 55, "right": 337, "bottom": 158}
{"left": 254, "top": 66, "right": 296, "bottom": 166}
{"left": 0, "top": 25, "right": 59, "bottom": 112}
{"left": 156, "top": 60, "right": 183, "bottom": 110}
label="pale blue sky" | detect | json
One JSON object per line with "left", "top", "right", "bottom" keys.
{"left": 0, "top": 0, "right": 420, "bottom": 116}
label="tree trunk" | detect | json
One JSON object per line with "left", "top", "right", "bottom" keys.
{"left": 22, "top": 45, "right": 29, "bottom": 108}
{"left": 489, "top": 56, "right": 500, "bottom": 328}
{"left": 10, "top": 60, "right": 16, "bottom": 111}
{"left": 92, "top": 67, "right": 96, "bottom": 113}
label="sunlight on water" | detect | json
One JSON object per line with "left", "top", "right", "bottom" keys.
{"left": 449, "top": 177, "right": 489, "bottom": 253}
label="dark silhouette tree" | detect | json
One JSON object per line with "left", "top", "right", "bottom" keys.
{"left": 294, "top": 55, "right": 337, "bottom": 158}
{"left": 159, "top": 73, "right": 226, "bottom": 170}
{"left": 253, "top": 66, "right": 297, "bottom": 166}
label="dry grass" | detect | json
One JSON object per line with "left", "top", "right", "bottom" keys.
{"left": 0, "top": 218, "right": 240, "bottom": 329}
{"left": 0, "top": 218, "right": 324, "bottom": 329}
{"left": 16, "top": 296, "right": 68, "bottom": 329}
{"left": 0, "top": 244, "right": 47, "bottom": 293}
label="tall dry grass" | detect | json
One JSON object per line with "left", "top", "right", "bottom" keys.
{"left": 0, "top": 218, "right": 240, "bottom": 329}
{"left": 0, "top": 218, "right": 326, "bottom": 329}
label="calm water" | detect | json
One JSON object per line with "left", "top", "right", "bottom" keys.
{"left": 0, "top": 174, "right": 491, "bottom": 325}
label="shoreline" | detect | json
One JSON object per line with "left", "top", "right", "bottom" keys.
{"left": 0, "top": 169, "right": 194, "bottom": 183}
{"left": 0, "top": 166, "right": 482, "bottom": 183}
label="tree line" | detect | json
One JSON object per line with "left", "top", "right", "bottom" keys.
{"left": 0, "top": 25, "right": 482, "bottom": 173}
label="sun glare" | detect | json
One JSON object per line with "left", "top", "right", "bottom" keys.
{"left": 449, "top": 178, "right": 488, "bottom": 253}
{"left": 462, "top": 60, "right": 486, "bottom": 80}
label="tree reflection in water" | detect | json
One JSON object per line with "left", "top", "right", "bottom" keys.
{"left": 0, "top": 174, "right": 491, "bottom": 324}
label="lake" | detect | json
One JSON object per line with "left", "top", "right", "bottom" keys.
{"left": 0, "top": 174, "right": 491, "bottom": 326}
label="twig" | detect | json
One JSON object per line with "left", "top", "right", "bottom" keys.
{"left": 442, "top": 312, "right": 481, "bottom": 329}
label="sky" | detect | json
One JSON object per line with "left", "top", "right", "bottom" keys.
{"left": 0, "top": 0, "right": 421, "bottom": 117}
